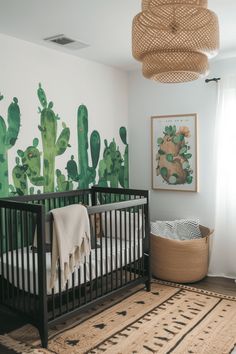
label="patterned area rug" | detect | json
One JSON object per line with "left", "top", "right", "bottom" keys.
{"left": 0, "top": 280, "right": 236, "bottom": 354}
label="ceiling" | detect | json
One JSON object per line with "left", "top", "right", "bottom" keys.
{"left": 0, "top": 0, "right": 236, "bottom": 71}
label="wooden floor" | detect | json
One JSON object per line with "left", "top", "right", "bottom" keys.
{"left": 188, "top": 276, "right": 236, "bottom": 297}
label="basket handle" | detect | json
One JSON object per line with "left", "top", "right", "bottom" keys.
{"left": 208, "top": 229, "right": 214, "bottom": 236}
{"left": 205, "top": 229, "right": 214, "bottom": 243}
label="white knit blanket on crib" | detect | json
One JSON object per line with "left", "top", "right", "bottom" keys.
{"left": 50, "top": 204, "right": 91, "bottom": 289}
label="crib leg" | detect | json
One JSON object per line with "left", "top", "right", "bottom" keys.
{"left": 145, "top": 279, "right": 151, "bottom": 292}
{"left": 144, "top": 252, "right": 151, "bottom": 292}
{"left": 39, "top": 325, "right": 48, "bottom": 348}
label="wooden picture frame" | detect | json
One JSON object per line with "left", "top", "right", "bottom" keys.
{"left": 151, "top": 114, "right": 198, "bottom": 192}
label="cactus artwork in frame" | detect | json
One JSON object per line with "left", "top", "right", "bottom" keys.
{"left": 151, "top": 114, "right": 198, "bottom": 192}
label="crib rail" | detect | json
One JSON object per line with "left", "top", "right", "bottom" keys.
{"left": 8, "top": 188, "right": 92, "bottom": 212}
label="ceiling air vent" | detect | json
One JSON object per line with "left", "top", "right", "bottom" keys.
{"left": 44, "top": 34, "right": 89, "bottom": 50}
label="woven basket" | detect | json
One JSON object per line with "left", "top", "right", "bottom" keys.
{"left": 150, "top": 225, "right": 214, "bottom": 283}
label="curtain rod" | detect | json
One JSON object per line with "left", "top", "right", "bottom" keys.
{"left": 205, "top": 77, "right": 221, "bottom": 83}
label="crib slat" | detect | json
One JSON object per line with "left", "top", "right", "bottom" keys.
{"left": 115, "top": 210, "right": 118, "bottom": 289}
{"left": 142, "top": 205, "right": 145, "bottom": 278}
{"left": 48, "top": 198, "right": 52, "bottom": 212}
{"left": 100, "top": 213, "right": 103, "bottom": 296}
{"left": 94, "top": 226, "right": 98, "bottom": 298}
{"left": 83, "top": 258, "right": 87, "bottom": 304}
{"left": 26, "top": 212, "right": 31, "bottom": 312}
{"left": 14, "top": 210, "right": 20, "bottom": 308}
{"left": 5, "top": 209, "right": 10, "bottom": 302}
{"left": 31, "top": 216, "right": 37, "bottom": 302}
{"left": 58, "top": 263, "right": 62, "bottom": 315}
{"left": 119, "top": 210, "right": 123, "bottom": 287}
{"left": 124, "top": 208, "right": 128, "bottom": 285}
{"left": 0, "top": 208, "right": 5, "bottom": 302}
{"left": 141, "top": 207, "right": 144, "bottom": 279}
{"left": 105, "top": 212, "right": 108, "bottom": 294}
{"left": 52, "top": 288, "right": 55, "bottom": 319}
{"left": 88, "top": 215, "right": 93, "bottom": 302}
{"left": 20, "top": 211, "right": 26, "bottom": 312}
{"left": 78, "top": 267, "right": 81, "bottom": 307}
{"left": 109, "top": 210, "right": 113, "bottom": 291}
{"left": 89, "top": 253, "right": 92, "bottom": 302}
{"left": 129, "top": 208, "right": 132, "bottom": 282}
{"left": 138, "top": 207, "right": 141, "bottom": 278}
{"left": 66, "top": 282, "right": 69, "bottom": 313}
{"left": 9, "top": 209, "right": 16, "bottom": 307}
{"left": 72, "top": 272, "right": 75, "bottom": 310}
{"left": 133, "top": 209, "right": 137, "bottom": 280}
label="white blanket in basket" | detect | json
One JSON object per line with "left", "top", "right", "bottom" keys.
{"left": 151, "top": 219, "right": 202, "bottom": 240}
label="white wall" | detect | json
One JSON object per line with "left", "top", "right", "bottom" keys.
{"left": 0, "top": 33, "right": 128, "bottom": 192}
{"left": 128, "top": 57, "right": 236, "bottom": 227}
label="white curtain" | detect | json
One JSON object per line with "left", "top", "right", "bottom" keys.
{"left": 209, "top": 77, "right": 236, "bottom": 278}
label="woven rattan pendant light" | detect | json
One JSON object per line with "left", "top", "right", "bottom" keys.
{"left": 132, "top": 0, "right": 219, "bottom": 83}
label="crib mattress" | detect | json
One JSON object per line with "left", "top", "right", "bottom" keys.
{"left": 0, "top": 237, "right": 142, "bottom": 295}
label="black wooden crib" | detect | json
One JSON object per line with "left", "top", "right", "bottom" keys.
{"left": 0, "top": 186, "right": 150, "bottom": 348}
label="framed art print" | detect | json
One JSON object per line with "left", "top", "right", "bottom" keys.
{"left": 151, "top": 114, "right": 198, "bottom": 192}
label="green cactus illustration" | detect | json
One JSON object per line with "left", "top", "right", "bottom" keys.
{"left": 118, "top": 126, "right": 129, "bottom": 188}
{"left": 12, "top": 157, "right": 28, "bottom": 195}
{"left": 98, "top": 139, "right": 123, "bottom": 188}
{"left": 12, "top": 137, "right": 44, "bottom": 195}
{"left": 66, "top": 155, "right": 79, "bottom": 182}
{"left": 16, "top": 138, "right": 45, "bottom": 188}
{"left": 97, "top": 127, "right": 129, "bottom": 189}
{"left": 0, "top": 95, "right": 21, "bottom": 197}
{"left": 66, "top": 105, "right": 101, "bottom": 189}
{"left": 37, "top": 83, "right": 70, "bottom": 193}
{"left": 56, "top": 169, "right": 73, "bottom": 192}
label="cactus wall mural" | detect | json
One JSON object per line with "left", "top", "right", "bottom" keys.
{"left": 97, "top": 127, "right": 129, "bottom": 188}
{"left": 66, "top": 105, "right": 101, "bottom": 189}
{"left": 119, "top": 126, "right": 129, "bottom": 188}
{"left": 37, "top": 84, "right": 70, "bottom": 193}
{"left": 0, "top": 95, "right": 21, "bottom": 198}
{"left": 12, "top": 138, "right": 44, "bottom": 195}
{"left": 0, "top": 84, "right": 129, "bottom": 198}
